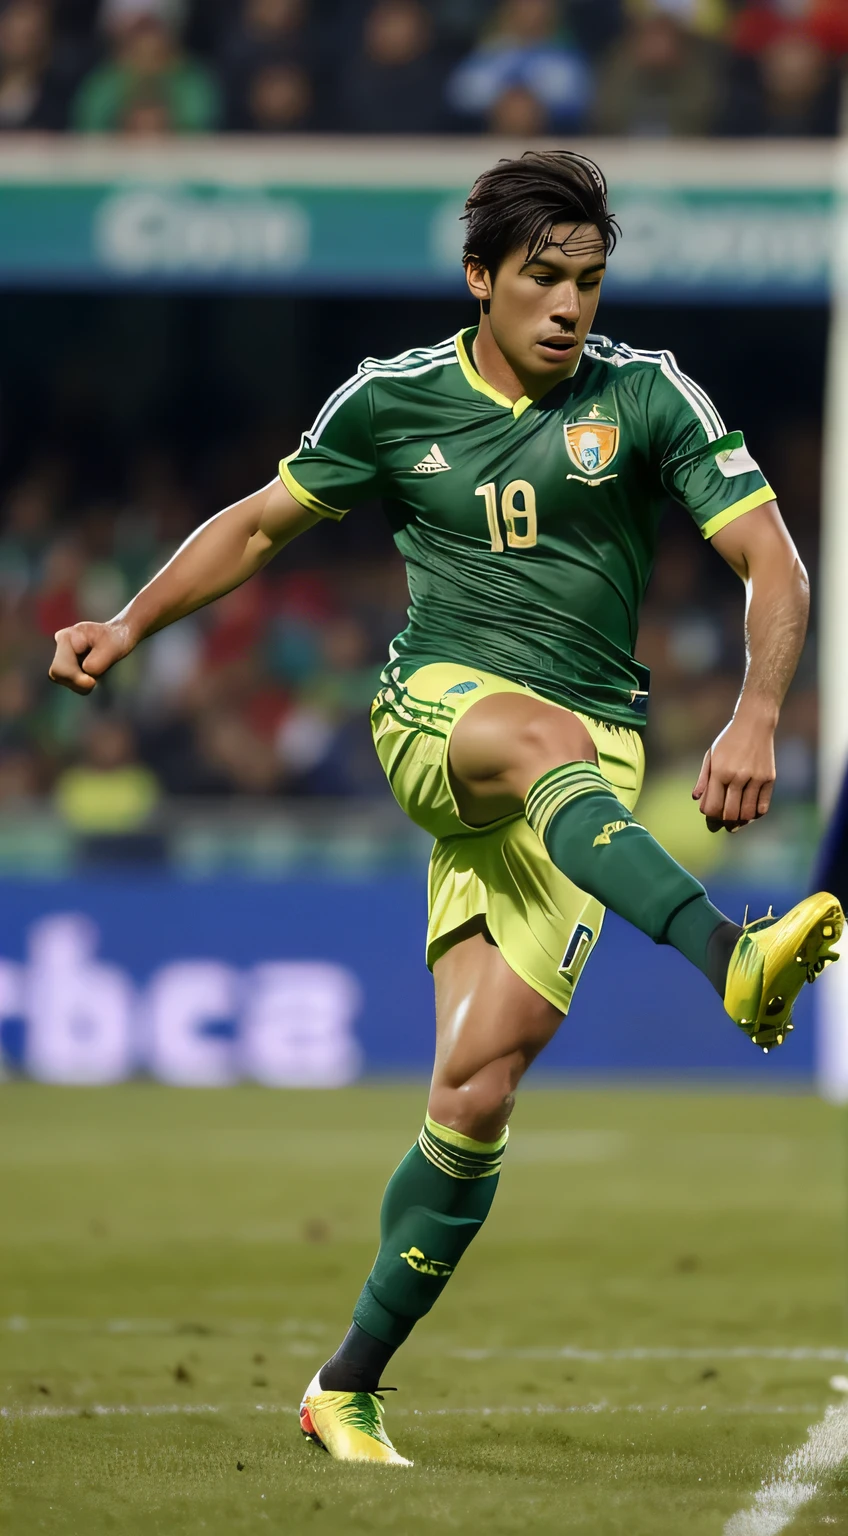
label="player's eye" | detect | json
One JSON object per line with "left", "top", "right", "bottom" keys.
{"left": 531, "top": 275, "right": 555, "bottom": 286}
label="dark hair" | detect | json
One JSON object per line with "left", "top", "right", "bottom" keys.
{"left": 462, "top": 150, "right": 619, "bottom": 276}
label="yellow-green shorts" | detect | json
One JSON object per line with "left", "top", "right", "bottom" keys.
{"left": 371, "top": 661, "right": 645, "bottom": 1015}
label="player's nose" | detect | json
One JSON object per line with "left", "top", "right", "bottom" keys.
{"left": 550, "top": 282, "right": 580, "bottom": 324}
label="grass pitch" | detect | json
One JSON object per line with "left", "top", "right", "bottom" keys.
{"left": 1, "top": 1083, "right": 847, "bottom": 1535}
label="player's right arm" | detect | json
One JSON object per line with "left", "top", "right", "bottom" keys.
{"left": 49, "top": 478, "right": 319, "bottom": 695}
{"left": 51, "top": 364, "right": 380, "bottom": 696}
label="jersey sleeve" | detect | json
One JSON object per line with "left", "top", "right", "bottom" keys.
{"left": 650, "top": 357, "right": 775, "bottom": 540}
{"left": 279, "top": 372, "right": 380, "bottom": 521}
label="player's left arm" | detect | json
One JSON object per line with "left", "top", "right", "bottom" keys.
{"left": 693, "top": 499, "right": 810, "bottom": 832}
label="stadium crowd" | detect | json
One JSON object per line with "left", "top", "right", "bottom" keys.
{"left": 0, "top": 427, "right": 818, "bottom": 831}
{"left": 0, "top": 0, "right": 845, "bottom": 140}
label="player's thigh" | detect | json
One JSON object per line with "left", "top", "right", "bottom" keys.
{"left": 428, "top": 929, "right": 562, "bottom": 1135}
{"left": 448, "top": 690, "right": 597, "bottom": 825}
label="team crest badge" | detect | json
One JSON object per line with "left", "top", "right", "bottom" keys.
{"left": 564, "top": 417, "right": 619, "bottom": 477}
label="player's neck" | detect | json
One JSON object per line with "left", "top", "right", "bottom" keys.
{"left": 472, "top": 315, "right": 578, "bottom": 403}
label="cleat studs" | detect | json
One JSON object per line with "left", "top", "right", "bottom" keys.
{"left": 777, "top": 1034, "right": 783, "bottom": 1045}
{"left": 763, "top": 1047, "right": 769, "bottom": 1054}
{"left": 796, "top": 955, "right": 804, "bottom": 964}
{"left": 824, "top": 925, "right": 833, "bottom": 938}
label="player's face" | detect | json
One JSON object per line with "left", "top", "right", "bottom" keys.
{"left": 472, "top": 223, "right": 606, "bottom": 386}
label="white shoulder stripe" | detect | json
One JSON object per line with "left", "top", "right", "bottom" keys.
{"left": 661, "top": 352, "right": 725, "bottom": 437}
{"left": 308, "top": 338, "right": 455, "bottom": 441}
{"left": 604, "top": 345, "right": 725, "bottom": 436}
{"left": 584, "top": 340, "right": 724, "bottom": 442}
{"left": 361, "top": 338, "right": 456, "bottom": 373}
{"left": 659, "top": 356, "right": 718, "bottom": 441}
{"left": 306, "top": 351, "right": 458, "bottom": 446}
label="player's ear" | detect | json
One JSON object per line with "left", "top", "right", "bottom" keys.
{"left": 464, "top": 259, "right": 492, "bottom": 309}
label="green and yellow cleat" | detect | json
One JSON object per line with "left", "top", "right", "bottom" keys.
{"left": 724, "top": 890, "right": 844, "bottom": 1052}
{"left": 300, "top": 1381, "right": 412, "bottom": 1466}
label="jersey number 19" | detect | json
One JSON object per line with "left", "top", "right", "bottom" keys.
{"left": 475, "top": 480, "right": 538, "bottom": 551}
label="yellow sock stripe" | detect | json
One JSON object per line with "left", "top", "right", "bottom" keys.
{"left": 417, "top": 1135, "right": 504, "bottom": 1179}
{"left": 418, "top": 1118, "right": 508, "bottom": 1180}
{"left": 525, "top": 762, "right": 609, "bottom": 811}
{"left": 418, "top": 1128, "right": 505, "bottom": 1172}
{"left": 424, "top": 1114, "right": 508, "bottom": 1155}
{"left": 526, "top": 772, "right": 605, "bottom": 824}
{"left": 525, "top": 763, "right": 611, "bottom": 840}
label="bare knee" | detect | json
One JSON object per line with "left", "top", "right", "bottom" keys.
{"left": 451, "top": 695, "right": 597, "bottom": 802}
{"left": 429, "top": 1045, "right": 538, "bottom": 1144}
{"left": 511, "top": 713, "right": 596, "bottom": 782}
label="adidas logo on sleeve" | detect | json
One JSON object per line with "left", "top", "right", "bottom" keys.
{"left": 412, "top": 444, "right": 451, "bottom": 474}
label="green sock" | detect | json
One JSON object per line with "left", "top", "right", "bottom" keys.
{"left": 352, "top": 1116, "right": 507, "bottom": 1349}
{"left": 525, "top": 761, "right": 731, "bottom": 984}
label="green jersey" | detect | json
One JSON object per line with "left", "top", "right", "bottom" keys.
{"left": 280, "top": 327, "right": 773, "bottom": 730}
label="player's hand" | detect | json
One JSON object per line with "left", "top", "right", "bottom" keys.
{"left": 692, "top": 713, "right": 776, "bottom": 834}
{"left": 48, "top": 620, "right": 134, "bottom": 695}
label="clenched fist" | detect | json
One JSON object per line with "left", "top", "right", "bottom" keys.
{"left": 48, "top": 620, "right": 135, "bottom": 695}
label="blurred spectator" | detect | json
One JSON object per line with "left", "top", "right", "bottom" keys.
{"left": 625, "top": 0, "right": 730, "bottom": 39}
{"left": 54, "top": 715, "right": 161, "bottom": 831}
{"left": 0, "top": 475, "right": 53, "bottom": 596}
{"left": 337, "top": 0, "right": 451, "bottom": 134}
{"left": 0, "top": 0, "right": 71, "bottom": 130}
{"left": 219, "top": 0, "right": 319, "bottom": 131}
{"left": 72, "top": 0, "right": 220, "bottom": 132}
{"left": 219, "top": 0, "right": 315, "bottom": 70}
{"left": 568, "top": 0, "right": 627, "bottom": 58}
{"left": 0, "top": 0, "right": 840, "bottom": 139}
{"left": 721, "top": 30, "right": 841, "bottom": 134}
{"left": 447, "top": 0, "right": 592, "bottom": 132}
{"left": 119, "top": 87, "right": 173, "bottom": 131}
{"left": 591, "top": 8, "right": 722, "bottom": 135}
{"left": 487, "top": 80, "right": 551, "bottom": 133}
{"left": 34, "top": 539, "right": 85, "bottom": 637}
{"left": 235, "top": 58, "right": 314, "bottom": 130}
{"left": 732, "top": 0, "right": 848, "bottom": 58}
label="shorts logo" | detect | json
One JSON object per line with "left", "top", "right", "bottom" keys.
{"left": 401, "top": 1246, "right": 454, "bottom": 1277}
{"left": 564, "top": 417, "right": 619, "bottom": 479}
{"left": 593, "top": 818, "right": 636, "bottom": 847}
{"left": 559, "top": 920, "right": 595, "bottom": 982}
{"left": 443, "top": 681, "right": 479, "bottom": 696}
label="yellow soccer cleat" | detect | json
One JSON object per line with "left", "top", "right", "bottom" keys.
{"left": 300, "top": 1384, "right": 412, "bottom": 1466}
{"left": 724, "top": 890, "right": 843, "bottom": 1052}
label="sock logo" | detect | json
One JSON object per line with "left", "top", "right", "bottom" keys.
{"left": 400, "top": 1246, "right": 454, "bottom": 1278}
{"left": 593, "top": 818, "right": 637, "bottom": 847}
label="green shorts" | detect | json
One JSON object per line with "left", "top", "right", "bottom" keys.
{"left": 371, "top": 661, "right": 645, "bottom": 1015}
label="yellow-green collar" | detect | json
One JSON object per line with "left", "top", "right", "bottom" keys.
{"left": 454, "top": 328, "right": 534, "bottom": 419}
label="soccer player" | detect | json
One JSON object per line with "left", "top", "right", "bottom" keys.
{"left": 49, "top": 151, "right": 843, "bottom": 1468}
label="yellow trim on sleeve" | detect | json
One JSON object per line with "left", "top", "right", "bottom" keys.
{"left": 454, "top": 329, "right": 532, "bottom": 419}
{"left": 701, "top": 485, "right": 776, "bottom": 541}
{"left": 279, "top": 456, "right": 348, "bottom": 522}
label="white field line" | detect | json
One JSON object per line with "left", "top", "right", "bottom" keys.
{"left": 1, "top": 1404, "right": 221, "bottom": 1419}
{"left": 4, "top": 1321, "right": 847, "bottom": 1364}
{"left": 453, "top": 1347, "right": 848, "bottom": 1364}
{"left": 1, "top": 1316, "right": 326, "bottom": 1337}
{"left": 725, "top": 1405, "right": 848, "bottom": 1536}
{"left": 0, "top": 1402, "right": 831, "bottom": 1422}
